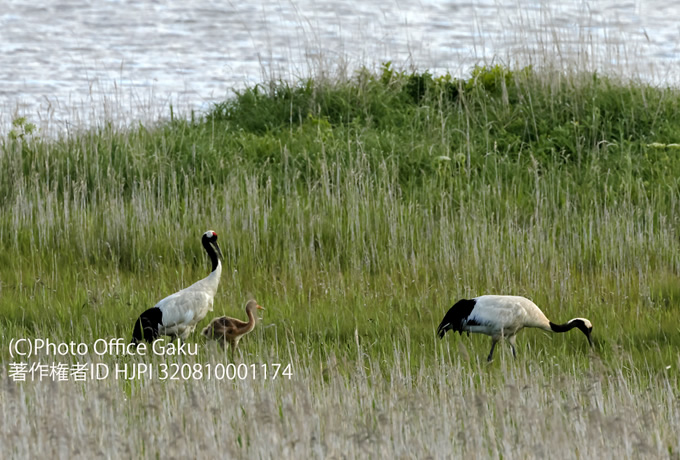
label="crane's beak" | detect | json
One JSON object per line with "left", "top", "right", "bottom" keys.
{"left": 214, "top": 242, "right": 224, "bottom": 261}
{"left": 257, "top": 304, "right": 265, "bottom": 311}
{"left": 585, "top": 330, "right": 593, "bottom": 347}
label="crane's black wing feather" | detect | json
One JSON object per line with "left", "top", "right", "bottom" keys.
{"left": 437, "top": 298, "right": 478, "bottom": 338}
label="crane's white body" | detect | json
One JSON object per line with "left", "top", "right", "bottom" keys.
{"left": 464, "top": 295, "right": 552, "bottom": 338}
{"left": 156, "top": 263, "right": 222, "bottom": 339}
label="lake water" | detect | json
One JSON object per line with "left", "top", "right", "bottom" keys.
{"left": 1, "top": 0, "right": 679, "bottom": 136}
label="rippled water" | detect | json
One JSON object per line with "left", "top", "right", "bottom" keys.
{"left": 1, "top": 0, "right": 679, "bottom": 135}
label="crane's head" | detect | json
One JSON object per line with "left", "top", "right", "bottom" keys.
{"left": 203, "top": 230, "right": 223, "bottom": 260}
{"left": 569, "top": 318, "right": 593, "bottom": 347}
{"left": 245, "top": 299, "right": 265, "bottom": 313}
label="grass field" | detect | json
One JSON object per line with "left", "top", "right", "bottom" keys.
{"left": 1, "top": 64, "right": 679, "bottom": 458}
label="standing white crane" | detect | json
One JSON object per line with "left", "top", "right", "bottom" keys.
{"left": 131, "top": 230, "right": 223, "bottom": 344}
{"left": 437, "top": 295, "right": 593, "bottom": 362}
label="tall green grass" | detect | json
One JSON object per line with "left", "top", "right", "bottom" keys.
{"left": 1, "top": 65, "right": 679, "bottom": 457}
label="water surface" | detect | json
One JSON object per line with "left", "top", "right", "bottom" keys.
{"left": 1, "top": 0, "right": 678, "bottom": 135}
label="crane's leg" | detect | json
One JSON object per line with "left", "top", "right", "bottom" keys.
{"left": 508, "top": 335, "right": 517, "bottom": 359}
{"left": 230, "top": 339, "right": 241, "bottom": 362}
{"left": 487, "top": 338, "right": 499, "bottom": 362}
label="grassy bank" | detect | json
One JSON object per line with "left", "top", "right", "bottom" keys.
{"left": 1, "top": 65, "right": 679, "bottom": 458}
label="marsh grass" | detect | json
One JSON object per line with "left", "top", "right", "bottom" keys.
{"left": 1, "top": 342, "right": 678, "bottom": 459}
{"left": 1, "top": 65, "right": 679, "bottom": 458}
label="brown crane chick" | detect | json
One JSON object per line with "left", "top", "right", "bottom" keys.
{"left": 202, "top": 299, "right": 264, "bottom": 359}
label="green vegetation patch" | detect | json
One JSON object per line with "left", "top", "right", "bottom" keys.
{"left": 0, "top": 65, "right": 679, "bottom": 456}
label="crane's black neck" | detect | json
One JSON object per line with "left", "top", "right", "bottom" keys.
{"left": 549, "top": 321, "right": 581, "bottom": 333}
{"left": 202, "top": 235, "right": 220, "bottom": 272}
{"left": 549, "top": 321, "right": 576, "bottom": 333}
{"left": 550, "top": 319, "right": 593, "bottom": 347}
